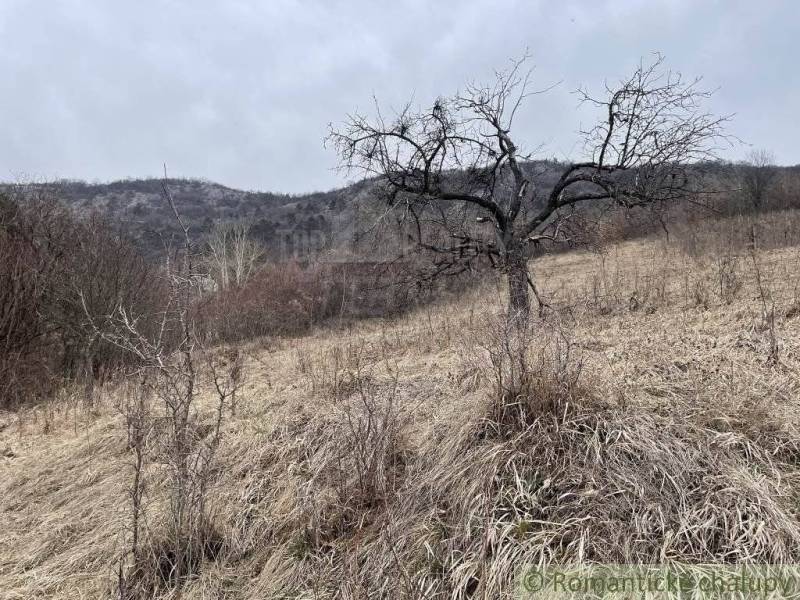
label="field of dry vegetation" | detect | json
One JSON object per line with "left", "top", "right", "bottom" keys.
{"left": 3, "top": 211, "right": 800, "bottom": 598}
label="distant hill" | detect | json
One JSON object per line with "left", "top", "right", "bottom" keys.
{"left": 7, "top": 162, "right": 799, "bottom": 261}
{"left": 42, "top": 177, "right": 364, "bottom": 260}
{"left": 11, "top": 162, "right": 582, "bottom": 261}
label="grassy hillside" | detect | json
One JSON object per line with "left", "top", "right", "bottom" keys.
{"left": 3, "top": 213, "right": 800, "bottom": 598}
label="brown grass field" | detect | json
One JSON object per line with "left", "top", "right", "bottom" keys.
{"left": 3, "top": 217, "right": 800, "bottom": 598}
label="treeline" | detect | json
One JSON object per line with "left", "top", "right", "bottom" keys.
{"left": 560, "top": 161, "right": 800, "bottom": 250}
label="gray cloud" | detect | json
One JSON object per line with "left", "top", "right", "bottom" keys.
{"left": 1, "top": 0, "right": 797, "bottom": 192}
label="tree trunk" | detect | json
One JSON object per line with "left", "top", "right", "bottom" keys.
{"left": 506, "top": 243, "right": 530, "bottom": 332}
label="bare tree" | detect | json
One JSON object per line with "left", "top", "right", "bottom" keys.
{"left": 328, "top": 54, "right": 729, "bottom": 329}
{"left": 741, "top": 148, "right": 777, "bottom": 210}
{"left": 205, "top": 220, "right": 263, "bottom": 291}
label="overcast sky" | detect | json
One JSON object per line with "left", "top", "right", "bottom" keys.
{"left": 1, "top": 0, "right": 797, "bottom": 193}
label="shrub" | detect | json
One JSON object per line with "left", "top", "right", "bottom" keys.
{"left": 0, "top": 188, "right": 168, "bottom": 409}
{"left": 196, "top": 260, "right": 477, "bottom": 344}
{"left": 0, "top": 192, "right": 70, "bottom": 407}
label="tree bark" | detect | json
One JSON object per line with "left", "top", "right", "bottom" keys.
{"left": 506, "top": 243, "right": 530, "bottom": 332}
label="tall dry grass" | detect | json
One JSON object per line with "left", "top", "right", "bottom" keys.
{"left": 3, "top": 211, "right": 800, "bottom": 598}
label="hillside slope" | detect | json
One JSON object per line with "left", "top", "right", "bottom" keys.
{"left": 3, "top": 219, "right": 800, "bottom": 598}
{"left": 17, "top": 161, "right": 798, "bottom": 261}
{"left": 45, "top": 177, "right": 362, "bottom": 259}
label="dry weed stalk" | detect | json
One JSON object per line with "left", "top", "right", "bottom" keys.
{"left": 474, "top": 314, "right": 582, "bottom": 427}
{"left": 337, "top": 364, "right": 407, "bottom": 508}
{"left": 750, "top": 240, "right": 780, "bottom": 365}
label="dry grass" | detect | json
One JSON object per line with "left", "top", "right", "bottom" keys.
{"left": 3, "top": 218, "right": 800, "bottom": 598}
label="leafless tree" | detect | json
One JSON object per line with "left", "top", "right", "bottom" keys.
{"left": 205, "top": 220, "right": 263, "bottom": 291}
{"left": 741, "top": 148, "right": 777, "bottom": 210}
{"left": 328, "top": 54, "right": 729, "bottom": 329}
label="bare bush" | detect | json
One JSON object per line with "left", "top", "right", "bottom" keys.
{"left": 86, "top": 176, "right": 243, "bottom": 597}
{"left": 0, "top": 191, "right": 80, "bottom": 407}
{"left": 56, "top": 214, "right": 168, "bottom": 386}
{"left": 472, "top": 315, "right": 582, "bottom": 429}
{"left": 335, "top": 371, "right": 408, "bottom": 510}
{"left": 0, "top": 186, "right": 167, "bottom": 409}
{"left": 714, "top": 253, "right": 742, "bottom": 304}
{"left": 0, "top": 198, "right": 57, "bottom": 407}
{"left": 197, "top": 259, "right": 476, "bottom": 344}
